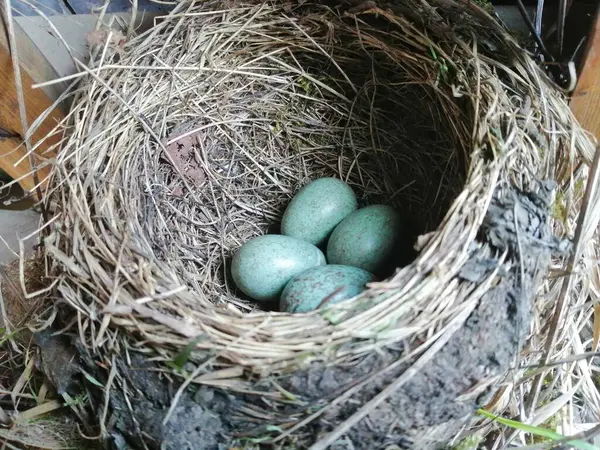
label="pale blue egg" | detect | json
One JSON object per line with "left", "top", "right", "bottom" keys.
{"left": 281, "top": 178, "right": 357, "bottom": 246}
{"left": 232, "top": 235, "right": 326, "bottom": 301}
{"left": 327, "top": 205, "right": 402, "bottom": 274}
{"left": 280, "top": 265, "right": 374, "bottom": 313}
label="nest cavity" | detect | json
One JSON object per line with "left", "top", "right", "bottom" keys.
{"left": 91, "top": 6, "right": 467, "bottom": 309}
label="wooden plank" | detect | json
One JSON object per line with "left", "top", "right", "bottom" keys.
{"left": 570, "top": 8, "right": 600, "bottom": 140}
{"left": 1, "top": 13, "right": 157, "bottom": 106}
{"left": 13, "top": 0, "right": 167, "bottom": 16}
{"left": 0, "top": 12, "right": 155, "bottom": 195}
{"left": 0, "top": 15, "right": 66, "bottom": 105}
{"left": 12, "top": 12, "right": 157, "bottom": 101}
{"left": 0, "top": 45, "right": 63, "bottom": 196}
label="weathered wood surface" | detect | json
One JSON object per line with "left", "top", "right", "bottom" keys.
{"left": 570, "top": 7, "right": 600, "bottom": 140}
{"left": 0, "top": 45, "right": 63, "bottom": 196}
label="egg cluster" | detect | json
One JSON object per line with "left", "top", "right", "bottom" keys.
{"left": 231, "top": 178, "right": 402, "bottom": 313}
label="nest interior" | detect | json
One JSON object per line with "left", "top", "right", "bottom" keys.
{"left": 115, "top": 5, "right": 469, "bottom": 309}
{"left": 32, "top": 0, "right": 599, "bottom": 449}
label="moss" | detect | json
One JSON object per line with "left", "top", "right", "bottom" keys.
{"left": 575, "top": 178, "right": 585, "bottom": 197}
{"left": 321, "top": 309, "right": 343, "bottom": 324}
{"left": 471, "top": 0, "right": 494, "bottom": 14}
{"left": 450, "top": 435, "right": 483, "bottom": 450}
{"left": 542, "top": 413, "right": 561, "bottom": 432}
{"left": 297, "top": 76, "right": 315, "bottom": 94}
{"left": 551, "top": 191, "right": 567, "bottom": 223}
{"left": 428, "top": 45, "right": 455, "bottom": 83}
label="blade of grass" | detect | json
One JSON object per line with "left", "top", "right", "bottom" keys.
{"left": 478, "top": 409, "right": 599, "bottom": 450}
{"left": 172, "top": 334, "right": 206, "bottom": 371}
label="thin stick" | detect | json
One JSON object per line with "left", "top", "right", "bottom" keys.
{"left": 2, "top": 0, "right": 47, "bottom": 222}
{"left": 526, "top": 144, "right": 600, "bottom": 416}
{"left": 534, "top": 0, "right": 545, "bottom": 37}
{"left": 515, "top": 0, "right": 554, "bottom": 62}
{"left": 0, "top": 282, "right": 21, "bottom": 354}
{"left": 557, "top": 0, "right": 568, "bottom": 55}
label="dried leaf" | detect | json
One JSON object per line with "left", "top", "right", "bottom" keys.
{"left": 86, "top": 29, "right": 126, "bottom": 48}
{"left": 37, "top": 382, "right": 49, "bottom": 404}
{"left": 593, "top": 304, "right": 600, "bottom": 352}
{"left": 0, "top": 406, "right": 9, "bottom": 425}
{"left": 161, "top": 132, "right": 206, "bottom": 184}
{"left": 0, "top": 425, "right": 65, "bottom": 449}
{"left": 194, "top": 366, "right": 244, "bottom": 382}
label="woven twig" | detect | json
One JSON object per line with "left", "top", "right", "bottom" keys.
{"left": 24, "top": 0, "right": 600, "bottom": 447}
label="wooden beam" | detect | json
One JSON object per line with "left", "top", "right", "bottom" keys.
{"left": 0, "top": 12, "right": 156, "bottom": 198}
{"left": 0, "top": 14, "right": 66, "bottom": 107}
{"left": 570, "top": 8, "right": 600, "bottom": 140}
{"left": 1, "top": 13, "right": 158, "bottom": 106}
{"left": 0, "top": 45, "right": 63, "bottom": 196}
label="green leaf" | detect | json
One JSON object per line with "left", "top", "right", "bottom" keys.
{"left": 63, "top": 393, "right": 88, "bottom": 407}
{"left": 266, "top": 425, "right": 283, "bottom": 433}
{"left": 429, "top": 45, "right": 438, "bottom": 61}
{"left": 0, "top": 328, "right": 19, "bottom": 347}
{"left": 478, "top": 409, "right": 599, "bottom": 450}
{"left": 236, "top": 436, "right": 270, "bottom": 444}
{"left": 172, "top": 334, "right": 206, "bottom": 371}
{"left": 166, "top": 361, "right": 189, "bottom": 377}
{"left": 81, "top": 370, "right": 104, "bottom": 388}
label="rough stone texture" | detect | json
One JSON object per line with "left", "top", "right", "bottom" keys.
{"left": 88, "top": 181, "right": 562, "bottom": 450}
{"left": 102, "top": 355, "right": 230, "bottom": 450}
{"left": 34, "top": 331, "right": 83, "bottom": 396}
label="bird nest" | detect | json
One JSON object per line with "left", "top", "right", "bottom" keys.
{"left": 31, "top": 0, "right": 599, "bottom": 448}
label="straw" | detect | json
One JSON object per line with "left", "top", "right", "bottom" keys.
{"left": 23, "top": 0, "right": 600, "bottom": 447}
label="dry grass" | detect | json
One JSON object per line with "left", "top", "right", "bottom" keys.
{"left": 3, "top": 0, "right": 600, "bottom": 447}
{"left": 41, "top": 2, "right": 480, "bottom": 371}
{"left": 0, "top": 258, "right": 86, "bottom": 449}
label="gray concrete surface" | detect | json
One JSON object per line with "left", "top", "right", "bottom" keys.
{"left": 0, "top": 208, "right": 40, "bottom": 265}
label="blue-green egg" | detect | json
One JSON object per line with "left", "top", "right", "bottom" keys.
{"left": 281, "top": 178, "right": 357, "bottom": 246}
{"left": 232, "top": 235, "right": 326, "bottom": 301}
{"left": 280, "top": 265, "right": 374, "bottom": 313}
{"left": 327, "top": 205, "right": 402, "bottom": 274}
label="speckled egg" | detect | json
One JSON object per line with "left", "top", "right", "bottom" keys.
{"left": 281, "top": 178, "right": 358, "bottom": 246}
{"left": 280, "top": 265, "right": 374, "bottom": 313}
{"left": 232, "top": 235, "right": 326, "bottom": 301}
{"left": 326, "top": 205, "right": 402, "bottom": 274}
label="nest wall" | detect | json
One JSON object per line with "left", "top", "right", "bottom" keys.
{"left": 32, "top": 0, "right": 599, "bottom": 448}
